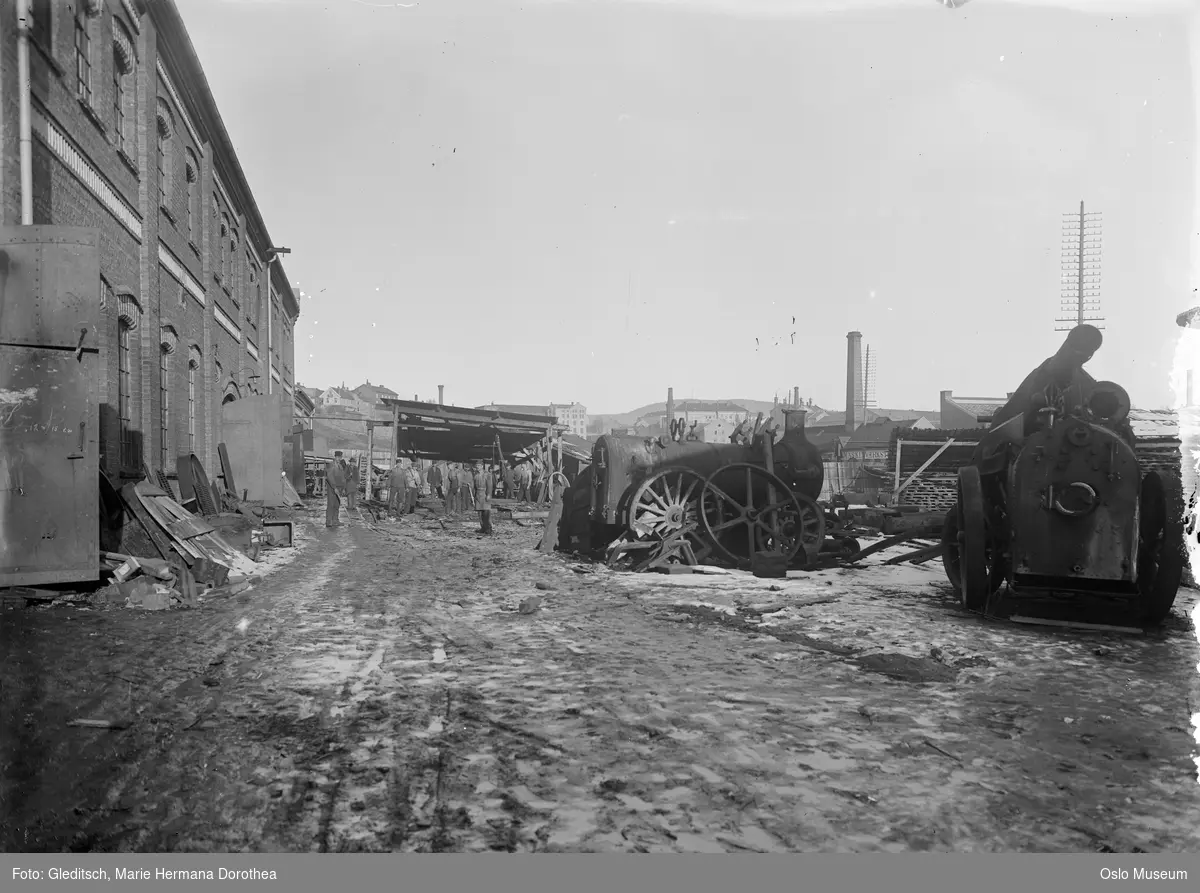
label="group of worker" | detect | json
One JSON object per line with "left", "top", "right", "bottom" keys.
{"left": 324, "top": 451, "right": 548, "bottom": 536}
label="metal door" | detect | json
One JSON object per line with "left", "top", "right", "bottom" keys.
{"left": 0, "top": 227, "right": 100, "bottom": 586}
{"left": 0, "top": 226, "right": 100, "bottom": 349}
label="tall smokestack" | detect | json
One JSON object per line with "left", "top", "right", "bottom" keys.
{"left": 438, "top": 385, "right": 444, "bottom": 405}
{"left": 666, "top": 387, "right": 674, "bottom": 431}
{"left": 793, "top": 386, "right": 800, "bottom": 409}
{"left": 846, "top": 331, "right": 863, "bottom": 433}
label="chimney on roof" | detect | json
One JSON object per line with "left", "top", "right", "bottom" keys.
{"left": 438, "top": 385, "right": 444, "bottom": 405}
{"left": 846, "top": 331, "right": 863, "bottom": 434}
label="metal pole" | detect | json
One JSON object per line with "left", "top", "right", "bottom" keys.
{"left": 17, "top": 0, "right": 33, "bottom": 225}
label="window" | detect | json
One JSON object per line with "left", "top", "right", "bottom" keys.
{"left": 160, "top": 346, "right": 171, "bottom": 470}
{"left": 111, "top": 21, "right": 134, "bottom": 154}
{"left": 230, "top": 230, "right": 239, "bottom": 304}
{"left": 118, "top": 321, "right": 136, "bottom": 468}
{"left": 74, "top": 8, "right": 91, "bottom": 102}
{"left": 188, "top": 358, "right": 197, "bottom": 454}
{"left": 185, "top": 156, "right": 198, "bottom": 238}
{"left": 31, "top": 0, "right": 51, "bottom": 47}
{"left": 220, "top": 217, "right": 229, "bottom": 281}
{"left": 156, "top": 120, "right": 168, "bottom": 208}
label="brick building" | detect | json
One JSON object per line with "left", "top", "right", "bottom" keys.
{"left": 1, "top": 0, "right": 299, "bottom": 484}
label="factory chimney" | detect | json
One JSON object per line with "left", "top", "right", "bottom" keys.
{"left": 846, "top": 331, "right": 863, "bottom": 433}
{"left": 666, "top": 387, "right": 675, "bottom": 431}
{"left": 438, "top": 385, "right": 444, "bottom": 405}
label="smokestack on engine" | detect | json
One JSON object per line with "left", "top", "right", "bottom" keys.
{"left": 794, "top": 386, "right": 800, "bottom": 408}
{"left": 666, "top": 387, "right": 675, "bottom": 432}
{"left": 438, "top": 385, "right": 444, "bottom": 405}
{"left": 846, "top": 331, "right": 863, "bottom": 433}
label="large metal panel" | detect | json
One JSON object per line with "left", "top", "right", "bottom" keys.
{"left": 221, "top": 394, "right": 285, "bottom": 505}
{"left": 0, "top": 346, "right": 100, "bottom": 585}
{"left": 0, "top": 226, "right": 101, "bottom": 349}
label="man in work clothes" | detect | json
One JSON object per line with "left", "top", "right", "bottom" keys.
{"left": 405, "top": 463, "right": 421, "bottom": 514}
{"left": 325, "top": 451, "right": 349, "bottom": 528}
{"left": 456, "top": 463, "right": 474, "bottom": 514}
{"left": 444, "top": 463, "right": 459, "bottom": 515}
{"left": 345, "top": 455, "right": 360, "bottom": 511}
{"left": 428, "top": 462, "right": 444, "bottom": 500}
{"left": 473, "top": 461, "right": 495, "bottom": 534}
{"left": 388, "top": 462, "right": 407, "bottom": 518}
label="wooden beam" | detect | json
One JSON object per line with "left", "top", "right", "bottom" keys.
{"left": 896, "top": 438, "right": 957, "bottom": 496}
{"left": 892, "top": 440, "right": 902, "bottom": 503}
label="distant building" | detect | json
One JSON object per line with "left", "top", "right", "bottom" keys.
{"left": 318, "top": 385, "right": 372, "bottom": 415}
{"left": 940, "top": 391, "right": 1010, "bottom": 429}
{"left": 699, "top": 418, "right": 737, "bottom": 443}
{"left": 659, "top": 401, "right": 749, "bottom": 428}
{"left": 549, "top": 402, "right": 589, "bottom": 439}
{"left": 350, "top": 380, "right": 396, "bottom": 420}
{"left": 475, "top": 401, "right": 589, "bottom": 438}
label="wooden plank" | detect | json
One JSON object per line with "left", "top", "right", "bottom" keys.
{"left": 843, "top": 528, "right": 936, "bottom": 563}
{"left": 218, "top": 442, "right": 238, "bottom": 497}
{"left": 164, "top": 516, "right": 217, "bottom": 540}
{"left": 118, "top": 483, "right": 174, "bottom": 562}
{"left": 883, "top": 543, "right": 944, "bottom": 565}
{"left": 133, "top": 486, "right": 204, "bottom": 560}
{"left": 1009, "top": 616, "right": 1143, "bottom": 635}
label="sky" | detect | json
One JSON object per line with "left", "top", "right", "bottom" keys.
{"left": 177, "top": 0, "right": 1197, "bottom": 415}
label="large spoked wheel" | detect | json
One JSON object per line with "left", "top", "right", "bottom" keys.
{"left": 941, "top": 505, "right": 963, "bottom": 591}
{"left": 699, "top": 463, "right": 807, "bottom": 569}
{"left": 957, "top": 465, "right": 1003, "bottom": 612}
{"left": 627, "top": 466, "right": 705, "bottom": 540}
{"left": 1137, "top": 470, "right": 1186, "bottom": 625}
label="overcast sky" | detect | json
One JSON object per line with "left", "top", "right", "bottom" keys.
{"left": 180, "top": 0, "right": 1195, "bottom": 414}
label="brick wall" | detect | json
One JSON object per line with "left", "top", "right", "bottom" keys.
{"left": 4, "top": 1, "right": 298, "bottom": 486}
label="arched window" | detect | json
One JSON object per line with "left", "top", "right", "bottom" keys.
{"left": 156, "top": 100, "right": 175, "bottom": 211}
{"left": 220, "top": 216, "right": 229, "bottom": 283}
{"left": 160, "top": 327, "right": 177, "bottom": 471}
{"left": 117, "top": 294, "right": 142, "bottom": 470}
{"left": 112, "top": 21, "right": 135, "bottom": 154}
{"left": 185, "top": 149, "right": 199, "bottom": 240}
{"left": 187, "top": 346, "right": 201, "bottom": 455}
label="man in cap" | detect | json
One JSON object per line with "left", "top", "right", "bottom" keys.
{"left": 405, "top": 462, "right": 421, "bottom": 514}
{"left": 325, "top": 450, "right": 349, "bottom": 528}
{"left": 346, "top": 454, "right": 360, "bottom": 511}
{"left": 428, "top": 461, "right": 444, "bottom": 501}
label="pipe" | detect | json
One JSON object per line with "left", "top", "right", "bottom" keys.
{"left": 438, "top": 384, "right": 444, "bottom": 405}
{"left": 266, "top": 280, "right": 274, "bottom": 395}
{"left": 17, "top": 0, "right": 33, "bottom": 225}
{"left": 794, "top": 386, "right": 800, "bottom": 408}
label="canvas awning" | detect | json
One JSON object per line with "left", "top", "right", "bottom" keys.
{"left": 382, "top": 399, "right": 555, "bottom": 462}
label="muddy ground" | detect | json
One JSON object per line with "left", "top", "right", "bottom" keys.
{"left": 2, "top": 502, "right": 1199, "bottom": 853}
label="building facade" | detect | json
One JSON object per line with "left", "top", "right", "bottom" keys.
{"left": 658, "top": 401, "right": 749, "bottom": 429}
{"left": 1, "top": 0, "right": 299, "bottom": 484}
{"left": 548, "top": 402, "right": 588, "bottom": 439}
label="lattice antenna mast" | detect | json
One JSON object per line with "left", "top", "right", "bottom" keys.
{"left": 862, "top": 345, "right": 877, "bottom": 413}
{"left": 1057, "top": 200, "right": 1104, "bottom": 331}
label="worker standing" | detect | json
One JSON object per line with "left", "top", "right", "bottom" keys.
{"left": 473, "top": 461, "right": 495, "bottom": 534}
{"left": 444, "top": 462, "right": 460, "bottom": 515}
{"left": 388, "top": 462, "right": 407, "bottom": 518}
{"left": 325, "top": 451, "right": 348, "bottom": 528}
{"left": 405, "top": 462, "right": 420, "bottom": 514}
{"left": 428, "top": 462, "right": 444, "bottom": 500}
{"left": 346, "top": 455, "right": 360, "bottom": 511}
{"left": 456, "top": 463, "right": 474, "bottom": 514}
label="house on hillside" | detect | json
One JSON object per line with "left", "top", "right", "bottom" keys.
{"left": 318, "top": 385, "right": 371, "bottom": 415}
{"left": 940, "top": 391, "right": 1009, "bottom": 429}
{"left": 353, "top": 380, "right": 399, "bottom": 407}
{"left": 293, "top": 388, "right": 315, "bottom": 428}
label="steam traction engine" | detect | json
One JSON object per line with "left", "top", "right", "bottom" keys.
{"left": 941, "top": 378, "right": 1185, "bottom": 624}
{"left": 559, "top": 410, "right": 831, "bottom": 571}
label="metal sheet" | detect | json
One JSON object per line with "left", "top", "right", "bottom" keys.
{"left": 1008, "top": 422, "right": 1140, "bottom": 585}
{"left": 0, "top": 227, "right": 101, "bottom": 349}
{"left": 0, "top": 346, "right": 99, "bottom": 585}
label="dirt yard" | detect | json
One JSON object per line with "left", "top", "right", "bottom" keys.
{"left": 2, "top": 504, "right": 1199, "bottom": 853}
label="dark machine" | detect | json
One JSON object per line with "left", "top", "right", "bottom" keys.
{"left": 941, "top": 332, "right": 1185, "bottom": 624}
{"left": 559, "top": 409, "right": 833, "bottom": 571}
